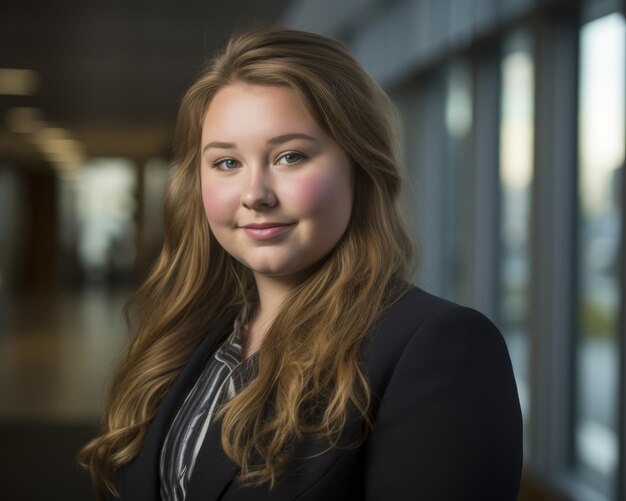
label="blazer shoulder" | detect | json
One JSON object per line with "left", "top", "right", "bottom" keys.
{"left": 379, "top": 285, "right": 460, "bottom": 330}
{"left": 363, "top": 287, "right": 523, "bottom": 500}
{"left": 362, "top": 286, "right": 508, "bottom": 397}
{"left": 366, "top": 285, "right": 479, "bottom": 351}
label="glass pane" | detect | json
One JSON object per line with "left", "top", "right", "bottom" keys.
{"left": 76, "top": 158, "right": 137, "bottom": 284}
{"left": 576, "top": 12, "right": 624, "bottom": 495}
{"left": 498, "top": 31, "right": 534, "bottom": 449}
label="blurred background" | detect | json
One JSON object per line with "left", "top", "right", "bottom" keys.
{"left": 0, "top": 0, "right": 624, "bottom": 499}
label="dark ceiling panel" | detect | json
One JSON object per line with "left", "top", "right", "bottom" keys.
{"left": 0, "top": 0, "right": 292, "bottom": 160}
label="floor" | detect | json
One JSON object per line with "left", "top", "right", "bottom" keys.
{"left": 0, "top": 286, "right": 131, "bottom": 500}
{"left": 0, "top": 422, "right": 96, "bottom": 500}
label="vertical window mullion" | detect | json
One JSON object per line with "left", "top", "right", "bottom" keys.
{"left": 472, "top": 47, "right": 501, "bottom": 319}
{"left": 529, "top": 10, "right": 579, "bottom": 488}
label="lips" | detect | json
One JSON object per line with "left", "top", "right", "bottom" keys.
{"left": 240, "top": 222, "right": 295, "bottom": 240}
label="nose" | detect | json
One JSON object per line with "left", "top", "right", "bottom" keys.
{"left": 241, "top": 166, "right": 277, "bottom": 210}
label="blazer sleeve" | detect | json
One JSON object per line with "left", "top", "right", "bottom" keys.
{"left": 364, "top": 306, "right": 523, "bottom": 500}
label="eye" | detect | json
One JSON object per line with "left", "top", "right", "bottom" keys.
{"left": 213, "top": 157, "right": 240, "bottom": 171}
{"left": 276, "top": 152, "right": 306, "bottom": 165}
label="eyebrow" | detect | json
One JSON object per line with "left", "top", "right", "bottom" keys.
{"left": 202, "top": 133, "right": 317, "bottom": 154}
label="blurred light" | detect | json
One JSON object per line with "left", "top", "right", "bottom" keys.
{"left": 29, "top": 127, "right": 87, "bottom": 171}
{"left": 500, "top": 51, "right": 534, "bottom": 189}
{"left": 0, "top": 68, "right": 40, "bottom": 95}
{"left": 32, "top": 127, "right": 73, "bottom": 144}
{"left": 445, "top": 65, "right": 472, "bottom": 138}
{"left": 44, "top": 150, "right": 85, "bottom": 166}
{"left": 5, "top": 107, "right": 47, "bottom": 134}
{"left": 38, "top": 138, "right": 86, "bottom": 156}
{"left": 579, "top": 12, "right": 625, "bottom": 215}
{"left": 5, "top": 107, "right": 87, "bottom": 172}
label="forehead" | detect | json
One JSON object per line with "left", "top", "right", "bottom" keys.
{"left": 202, "top": 83, "right": 317, "bottom": 137}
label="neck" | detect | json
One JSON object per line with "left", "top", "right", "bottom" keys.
{"left": 252, "top": 273, "right": 296, "bottom": 326}
{"left": 241, "top": 273, "right": 297, "bottom": 359}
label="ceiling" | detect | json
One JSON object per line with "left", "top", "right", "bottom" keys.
{"left": 0, "top": 0, "right": 292, "bottom": 165}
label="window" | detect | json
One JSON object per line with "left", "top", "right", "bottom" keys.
{"left": 75, "top": 158, "right": 137, "bottom": 283}
{"left": 575, "top": 12, "right": 624, "bottom": 497}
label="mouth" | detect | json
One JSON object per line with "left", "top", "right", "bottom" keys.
{"left": 239, "top": 222, "right": 295, "bottom": 240}
{"left": 242, "top": 222, "right": 293, "bottom": 229}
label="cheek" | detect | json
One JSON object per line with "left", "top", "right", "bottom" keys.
{"left": 201, "top": 179, "right": 237, "bottom": 225}
{"left": 286, "top": 170, "right": 352, "bottom": 216}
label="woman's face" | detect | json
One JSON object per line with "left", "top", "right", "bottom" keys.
{"left": 200, "top": 83, "right": 353, "bottom": 284}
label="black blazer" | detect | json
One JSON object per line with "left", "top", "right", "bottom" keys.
{"left": 113, "top": 287, "right": 523, "bottom": 500}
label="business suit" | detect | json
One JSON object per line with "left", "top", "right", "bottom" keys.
{"left": 113, "top": 286, "right": 523, "bottom": 500}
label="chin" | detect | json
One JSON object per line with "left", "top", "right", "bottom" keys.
{"left": 251, "top": 265, "right": 296, "bottom": 277}
{"left": 247, "top": 260, "right": 314, "bottom": 281}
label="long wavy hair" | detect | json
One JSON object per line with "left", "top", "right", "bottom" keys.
{"left": 79, "top": 26, "right": 416, "bottom": 498}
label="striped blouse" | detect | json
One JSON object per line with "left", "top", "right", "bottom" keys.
{"left": 159, "top": 314, "right": 258, "bottom": 501}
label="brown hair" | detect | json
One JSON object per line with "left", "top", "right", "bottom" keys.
{"left": 79, "top": 26, "right": 416, "bottom": 497}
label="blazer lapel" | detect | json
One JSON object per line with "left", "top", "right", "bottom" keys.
{"left": 116, "top": 306, "right": 239, "bottom": 500}
{"left": 185, "top": 415, "right": 240, "bottom": 501}
{"left": 185, "top": 403, "right": 364, "bottom": 501}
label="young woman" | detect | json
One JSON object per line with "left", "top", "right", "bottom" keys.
{"left": 80, "top": 27, "right": 523, "bottom": 500}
